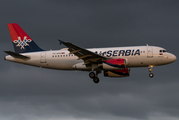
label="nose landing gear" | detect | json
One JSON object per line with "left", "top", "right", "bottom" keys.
{"left": 149, "top": 73, "right": 154, "bottom": 78}
{"left": 148, "top": 65, "right": 154, "bottom": 78}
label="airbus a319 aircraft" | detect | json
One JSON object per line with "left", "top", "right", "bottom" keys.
{"left": 4, "top": 23, "right": 177, "bottom": 83}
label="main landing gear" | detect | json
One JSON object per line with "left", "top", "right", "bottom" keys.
{"left": 89, "top": 71, "right": 101, "bottom": 83}
{"left": 148, "top": 65, "right": 154, "bottom": 78}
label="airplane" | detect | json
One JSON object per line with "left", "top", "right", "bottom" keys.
{"left": 4, "top": 23, "right": 177, "bottom": 83}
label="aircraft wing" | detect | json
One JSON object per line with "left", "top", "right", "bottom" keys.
{"left": 58, "top": 40, "right": 106, "bottom": 64}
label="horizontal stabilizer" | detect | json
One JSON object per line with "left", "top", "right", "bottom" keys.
{"left": 4, "top": 51, "right": 30, "bottom": 60}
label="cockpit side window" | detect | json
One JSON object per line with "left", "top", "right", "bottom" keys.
{"left": 159, "top": 50, "right": 167, "bottom": 53}
{"left": 163, "top": 50, "right": 167, "bottom": 52}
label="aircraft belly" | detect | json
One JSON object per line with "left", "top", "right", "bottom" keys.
{"left": 127, "top": 56, "right": 154, "bottom": 67}
{"left": 154, "top": 55, "right": 172, "bottom": 66}
{"left": 127, "top": 55, "right": 169, "bottom": 67}
{"left": 46, "top": 59, "right": 79, "bottom": 70}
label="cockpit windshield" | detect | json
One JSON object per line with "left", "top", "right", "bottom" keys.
{"left": 159, "top": 50, "right": 167, "bottom": 53}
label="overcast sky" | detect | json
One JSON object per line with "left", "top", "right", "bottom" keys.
{"left": 0, "top": 0, "right": 179, "bottom": 120}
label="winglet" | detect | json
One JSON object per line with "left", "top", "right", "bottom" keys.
{"left": 58, "top": 39, "right": 64, "bottom": 45}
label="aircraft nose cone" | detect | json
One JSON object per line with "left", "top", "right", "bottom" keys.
{"left": 171, "top": 54, "right": 177, "bottom": 62}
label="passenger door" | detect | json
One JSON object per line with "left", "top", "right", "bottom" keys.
{"left": 147, "top": 46, "right": 153, "bottom": 58}
{"left": 40, "top": 52, "right": 46, "bottom": 63}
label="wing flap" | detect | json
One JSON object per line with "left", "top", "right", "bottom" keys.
{"left": 78, "top": 55, "right": 92, "bottom": 60}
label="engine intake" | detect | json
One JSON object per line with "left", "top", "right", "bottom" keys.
{"left": 103, "top": 58, "right": 126, "bottom": 70}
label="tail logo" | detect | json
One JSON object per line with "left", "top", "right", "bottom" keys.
{"left": 13, "top": 36, "right": 32, "bottom": 49}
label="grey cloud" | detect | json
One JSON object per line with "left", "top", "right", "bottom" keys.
{"left": 0, "top": 0, "right": 179, "bottom": 120}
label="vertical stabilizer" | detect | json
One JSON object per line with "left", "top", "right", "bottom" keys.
{"left": 8, "top": 23, "right": 43, "bottom": 53}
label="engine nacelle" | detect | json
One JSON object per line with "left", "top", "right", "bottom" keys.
{"left": 104, "top": 68, "right": 130, "bottom": 77}
{"left": 102, "top": 58, "right": 126, "bottom": 70}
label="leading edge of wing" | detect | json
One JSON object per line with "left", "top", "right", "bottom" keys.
{"left": 58, "top": 39, "right": 106, "bottom": 63}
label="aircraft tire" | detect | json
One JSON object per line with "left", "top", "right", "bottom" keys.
{"left": 89, "top": 72, "right": 95, "bottom": 78}
{"left": 93, "top": 77, "right": 100, "bottom": 83}
{"left": 149, "top": 73, "right": 154, "bottom": 78}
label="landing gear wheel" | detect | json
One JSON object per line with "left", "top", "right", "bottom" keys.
{"left": 89, "top": 72, "right": 95, "bottom": 78}
{"left": 149, "top": 73, "right": 154, "bottom": 78}
{"left": 93, "top": 77, "right": 100, "bottom": 83}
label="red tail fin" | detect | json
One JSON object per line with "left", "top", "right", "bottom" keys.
{"left": 8, "top": 23, "right": 43, "bottom": 53}
{"left": 8, "top": 23, "right": 32, "bottom": 42}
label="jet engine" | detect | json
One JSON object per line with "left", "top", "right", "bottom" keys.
{"left": 104, "top": 68, "right": 130, "bottom": 77}
{"left": 102, "top": 58, "right": 127, "bottom": 70}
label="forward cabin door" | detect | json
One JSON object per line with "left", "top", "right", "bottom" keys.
{"left": 147, "top": 46, "right": 153, "bottom": 58}
{"left": 40, "top": 52, "right": 46, "bottom": 63}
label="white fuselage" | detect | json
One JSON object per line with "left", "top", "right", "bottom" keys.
{"left": 5, "top": 46, "right": 176, "bottom": 71}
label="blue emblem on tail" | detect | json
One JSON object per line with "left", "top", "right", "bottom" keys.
{"left": 8, "top": 23, "right": 44, "bottom": 53}
{"left": 13, "top": 36, "right": 32, "bottom": 49}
